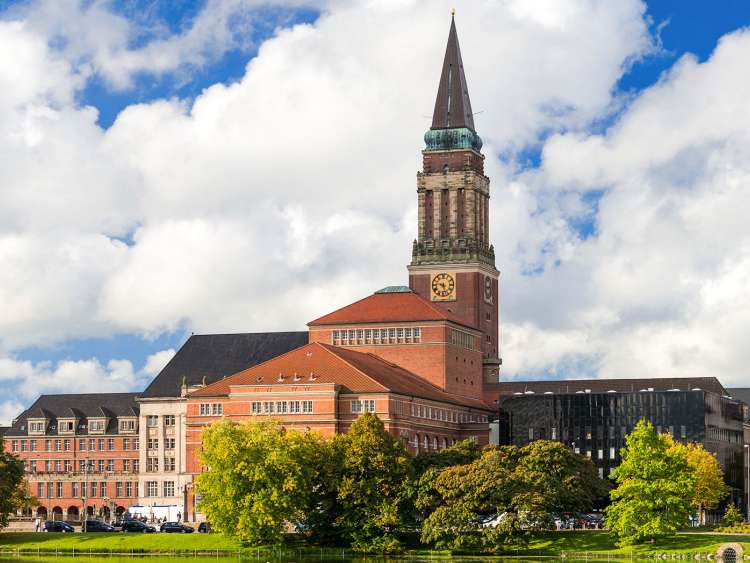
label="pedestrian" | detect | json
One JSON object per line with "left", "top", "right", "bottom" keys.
{"left": 34, "top": 516, "right": 41, "bottom": 532}
{"left": 177, "top": 512, "right": 181, "bottom": 522}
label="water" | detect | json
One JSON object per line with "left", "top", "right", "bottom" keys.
{"left": 0, "top": 557, "right": 611, "bottom": 563}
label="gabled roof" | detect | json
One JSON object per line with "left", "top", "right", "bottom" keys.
{"left": 189, "top": 342, "right": 490, "bottom": 410}
{"left": 486, "top": 377, "right": 730, "bottom": 398}
{"left": 308, "top": 287, "right": 475, "bottom": 329}
{"left": 431, "top": 15, "right": 475, "bottom": 132}
{"left": 140, "top": 332, "right": 309, "bottom": 398}
{"left": 7, "top": 393, "right": 140, "bottom": 437}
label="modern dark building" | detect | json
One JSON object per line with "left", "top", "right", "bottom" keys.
{"left": 494, "top": 377, "right": 746, "bottom": 517}
{"left": 729, "top": 388, "right": 750, "bottom": 519}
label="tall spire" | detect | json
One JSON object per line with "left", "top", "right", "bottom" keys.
{"left": 431, "top": 14, "right": 475, "bottom": 132}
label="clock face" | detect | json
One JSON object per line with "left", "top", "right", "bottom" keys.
{"left": 484, "top": 276, "right": 493, "bottom": 303}
{"left": 431, "top": 272, "right": 456, "bottom": 301}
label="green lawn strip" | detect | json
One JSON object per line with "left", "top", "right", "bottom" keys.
{"left": 0, "top": 531, "right": 747, "bottom": 557}
{"left": 510, "top": 531, "right": 750, "bottom": 556}
{"left": 0, "top": 532, "right": 242, "bottom": 553}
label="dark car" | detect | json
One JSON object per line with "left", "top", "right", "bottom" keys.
{"left": 44, "top": 521, "right": 75, "bottom": 533}
{"left": 197, "top": 522, "right": 212, "bottom": 533}
{"left": 120, "top": 520, "right": 156, "bottom": 533}
{"left": 159, "top": 522, "right": 194, "bottom": 533}
{"left": 83, "top": 520, "right": 115, "bottom": 532}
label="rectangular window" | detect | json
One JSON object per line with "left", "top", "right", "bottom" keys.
{"left": 90, "top": 482, "right": 97, "bottom": 497}
{"left": 107, "top": 459, "right": 114, "bottom": 472}
{"left": 163, "top": 481, "right": 175, "bottom": 497}
{"left": 11, "top": 440, "right": 18, "bottom": 452}
{"left": 290, "top": 401, "right": 300, "bottom": 413}
{"left": 364, "top": 329, "right": 372, "bottom": 343}
{"left": 123, "top": 459, "right": 130, "bottom": 472}
{"left": 252, "top": 401, "right": 261, "bottom": 414}
{"left": 147, "top": 415, "right": 159, "bottom": 427}
{"left": 396, "top": 328, "right": 404, "bottom": 342}
{"left": 78, "top": 438, "right": 85, "bottom": 451}
{"left": 681, "top": 425, "right": 687, "bottom": 439}
{"left": 348, "top": 329, "right": 356, "bottom": 343}
{"left": 45, "top": 439, "right": 51, "bottom": 452}
{"left": 388, "top": 328, "right": 396, "bottom": 342}
{"left": 133, "top": 459, "right": 139, "bottom": 472}
{"left": 133, "top": 438, "right": 139, "bottom": 450}
{"left": 356, "top": 329, "right": 364, "bottom": 343}
{"left": 363, "top": 399, "right": 376, "bottom": 413}
{"left": 148, "top": 438, "right": 159, "bottom": 450}
{"left": 529, "top": 428, "right": 534, "bottom": 440}
{"left": 64, "top": 460, "right": 71, "bottom": 472}
{"left": 164, "top": 415, "right": 175, "bottom": 426}
{"left": 89, "top": 438, "right": 95, "bottom": 451}
{"left": 276, "top": 401, "right": 287, "bottom": 414}
{"left": 55, "top": 439, "right": 62, "bottom": 451}
{"left": 107, "top": 438, "right": 115, "bottom": 451}
{"left": 116, "top": 482, "right": 123, "bottom": 497}
{"left": 263, "top": 401, "right": 275, "bottom": 414}
{"left": 146, "top": 458, "right": 159, "bottom": 472}
{"left": 54, "top": 460, "right": 62, "bottom": 472}
{"left": 126, "top": 482, "right": 132, "bottom": 497}
{"left": 609, "top": 447, "right": 616, "bottom": 459}
{"left": 413, "top": 327, "right": 421, "bottom": 342}
{"left": 212, "top": 403, "right": 223, "bottom": 416}
{"left": 165, "top": 438, "right": 175, "bottom": 450}
{"left": 56, "top": 481, "right": 63, "bottom": 497}
{"left": 72, "top": 482, "right": 78, "bottom": 498}
{"left": 551, "top": 427, "right": 557, "bottom": 440}
{"left": 340, "top": 330, "right": 348, "bottom": 345}
{"left": 598, "top": 449, "right": 604, "bottom": 460}
{"left": 98, "top": 460, "right": 105, "bottom": 472}
{"left": 20, "top": 440, "right": 27, "bottom": 452}
{"left": 332, "top": 330, "right": 340, "bottom": 345}
{"left": 598, "top": 467, "right": 604, "bottom": 479}
{"left": 98, "top": 438, "right": 105, "bottom": 451}
{"left": 351, "top": 400, "right": 361, "bottom": 413}
{"left": 123, "top": 438, "right": 130, "bottom": 451}
{"left": 302, "top": 400, "right": 313, "bottom": 413}
{"left": 46, "top": 482, "right": 53, "bottom": 498}
{"left": 37, "top": 482, "right": 44, "bottom": 498}
{"left": 146, "top": 481, "right": 158, "bottom": 497}
{"left": 81, "top": 482, "right": 87, "bottom": 498}
{"left": 78, "top": 460, "right": 86, "bottom": 472}
{"left": 164, "top": 457, "right": 175, "bottom": 472}
{"left": 89, "top": 420, "right": 105, "bottom": 432}
{"left": 119, "top": 419, "right": 136, "bottom": 432}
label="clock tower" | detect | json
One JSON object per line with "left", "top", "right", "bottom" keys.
{"left": 408, "top": 14, "right": 501, "bottom": 383}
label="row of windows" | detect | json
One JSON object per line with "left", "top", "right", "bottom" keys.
{"left": 408, "top": 434, "right": 479, "bottom": 451}
{"left": 25, "top": 458, "right": 140, "bottom": 474}
{"left": 529, "top": 424, "right": 690, "bottom": 443}
{"left": 146, "top": 438, "right": 176, "bottom": 450}
{"left": 332, "top": 327, "right": 422, "bottom": 346}
{"left": 146, "top": 415, "right": 175, "bottom": 427}
{"left": 450, "top": 328, "right": 476, "bottom": 351}
{"left": 11, "top": 437, "right": 140, "bottom": 453}
{"left": 28, "top": 419, "right": 139, "bottom": 435}
{"left": 706, "top": 425, "right": 744, "bottom": 444}
{"left": 198, "top": 404, "right": 224, "bottom": 416}
{"left": 251, "top": 401, "right": 314, "bottom": 414}
{"left": 144, "top": 480, "right": 177, "bottom": 497}
{"left": 145, "top": 457, "right": 176, "bottom": 472}
{"left": 410, "top": 404, "right": 486, "bottom": 424}
{"left": 36, "top": 481, "right": 139, "bottom": 499}
{"left": 351, "top": 400, "right": 376, "bottom": 413}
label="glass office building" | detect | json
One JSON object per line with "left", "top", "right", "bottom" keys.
{"left": 495, "top": 381, "right": 745, "bottom": 515}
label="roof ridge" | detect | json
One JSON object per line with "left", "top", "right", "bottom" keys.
{"left": 318, "top": 344, "right": 389, "bottom": 393}
{"left": 189, "top": 340, "right": 313, "bottom": 395}
{"left": 307, "top": 292, "right": 381, "bottom": 326}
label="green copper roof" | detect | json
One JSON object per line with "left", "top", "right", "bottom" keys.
{"left": 375, "top": 286, "right": 413, "bottom": 294}
{"left": 424, "top": 127, "right": 482, "bottom": 152}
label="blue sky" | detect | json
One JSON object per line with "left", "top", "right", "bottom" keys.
{"left": 3, "top": 0, "right": 750, "bottom": 420}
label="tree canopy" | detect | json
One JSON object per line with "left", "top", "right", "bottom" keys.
{"left": 195, "top": 419, "right": 322, "bottom": 545}
{"left": 421, "top": 441, "right": 607, "bottom": 550}
{"left": 606, "top": 420, "right": 696, "bottom": 545}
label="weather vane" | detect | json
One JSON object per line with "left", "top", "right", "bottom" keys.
{"left": 451, "top": 8, "right": 456, "bottom": 16}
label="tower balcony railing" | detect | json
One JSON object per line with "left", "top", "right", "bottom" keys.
{"left": 411, "top": 237, "right": 495, "bottom": 265}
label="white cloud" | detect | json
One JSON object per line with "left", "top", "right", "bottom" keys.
{"left": 143, "top": 349, "right": 176, "bottom": 377}
{"left": 0, "top": 400, "right": 25, "bottom": 427}
{"left": 9, "top": 0, "right": 750, "bottom": 395}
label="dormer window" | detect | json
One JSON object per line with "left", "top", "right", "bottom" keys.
{"left": 28, "top": 420, "right": 47, "bottom": 435}
{"left": 88, "top": 419, "right": 106, "bottom": 433}
{"left": 118, "top": 419, "right": 137, "bottom": 433}
{"left": 58, "top": 419, "right": 76, "bottom": 434}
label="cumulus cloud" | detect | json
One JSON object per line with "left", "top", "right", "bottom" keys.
{"left": 6, "top": 0, "right": 749, "bottom": 400}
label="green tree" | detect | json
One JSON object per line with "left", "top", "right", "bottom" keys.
{"left": 0, "top": 436, "right": 25, "bottom": 529}
{"left": 667, "top": 437, "right": 728, "bottom": 525}
{"left": 606, "top": 420, "right": 696, "bottom": 545}
{"left": 421, "top": 441, "right": 605, "bottom": 551}
{"left": 332, "top": 413, "right": 412, "bottom": 551}
{"left": 722, "top": 505, "right": 743, "bottom": 527}
{"left": 195, "top": 419, "right": 322, "bottom": 545}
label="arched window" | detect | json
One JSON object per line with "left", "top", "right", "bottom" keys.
{"left": 433, "top": 437, "right": 438, "bottom": 450}
{"left": 423, "top": 435, "right": 429, "bottom": 450}
{"left": 441, "top": 437, "right": 448, "bottom": 450}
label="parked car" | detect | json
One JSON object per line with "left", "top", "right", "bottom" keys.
{"left": 197, "top": 522, "right": 211, "bottom": 533}
{"left": 43, "top": 521, "right": 75, "bottom": 533}
{"left": 160, "top": 521, "right": 194, "bottom": 533}
{"left": 120, "top": 520, "right": 156, "bottom": 533}
{"left": 83, "top": 520, "right": 115, "bottom": 532}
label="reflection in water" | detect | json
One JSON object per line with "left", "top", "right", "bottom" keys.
{"left": 0, "top": 558, "right": 617, "bottom": 563}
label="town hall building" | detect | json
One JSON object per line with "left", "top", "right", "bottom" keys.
{"left": 4, "top": 15, "right": 748, "bottom": 524}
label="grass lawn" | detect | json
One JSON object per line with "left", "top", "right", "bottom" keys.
{"left": 0, "top": 532, "right": 242, "bottom": 554}
{"left": 0, "top": 530, "right": 747, "bottom": 557}
{"left": 516, "top": 531, "right": 750, "bottom": 556}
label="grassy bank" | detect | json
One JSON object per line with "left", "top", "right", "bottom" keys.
{"left": 0, "top": 530, "right": 747, "bottom": 557}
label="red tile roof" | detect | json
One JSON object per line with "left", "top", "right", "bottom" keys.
{"left": 307, "top": 288, "right": 475, "bottom": 329}
{"left": 189, "top": 342, "right": 490, "bottom": 410}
